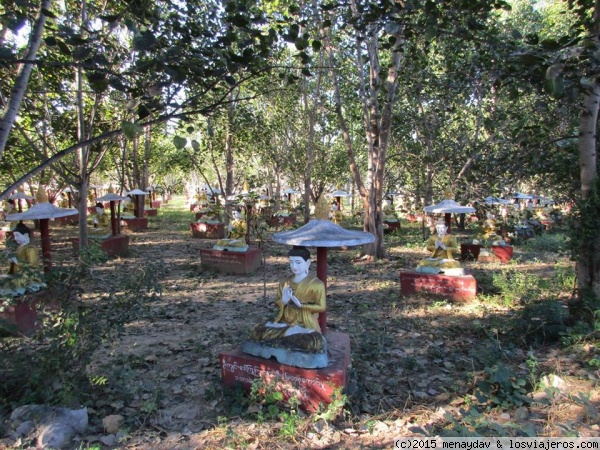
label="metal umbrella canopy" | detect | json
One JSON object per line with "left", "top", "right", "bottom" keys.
{"left": 423, "top": 188, "right": 475, "bottom": 232}
{"left": 484, "top": 196, "right": 512, "bottom": 205}
{"left": 9, "top": 189, "right": 35, "bottom": 212}
{"left": 96, "top": 192, "right": 127, "bottom": 236}
{"left": 272, "top": 196, "right": 374, "bottom": 333}
{"left": 6, "top": 188, "right": 77, "bottom": 272}
{"left": 126, "top": 189, "right": 148, "bottom": 218}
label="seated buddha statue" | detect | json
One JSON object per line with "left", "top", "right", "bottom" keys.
{"left": 228, "top": 209, "right": 247, "bottom": 239}
{"left": 89, "top": 203, "right": 111, "bottom": 239}
{"left": 121, "top": 195, "right": 136, "bottom": 218}
{"left": 194, "top": 190, "right": 209, "bottom": 210}
{"left": 330, "top": 201, "right": 343, "bottom": 224}
{"left": 383, "top": 198, "right": 399, "bottom": 223}
{"left": 416, "top": 220, "right": 463, "bottom": 276}
{"left": 0, "top": 223, "right": 44, "bottom": 295}
{"left": 244, "top": 246, "right": 327, "bottom": 361}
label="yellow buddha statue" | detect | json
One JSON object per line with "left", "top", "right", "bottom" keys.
{"left": 89, "top": 203, "right": 111, "bottom": 239}
{"left": 228, "top": 209, "right": 247, "bottom": 239}
{"left": 247, "top": 246, "right": 326, "bottom": 354}
{"left": 416, "top": 220, "right": 463, "bottom": 275}
{"left": 0, "top": 223, "right": 44, "bottom": 295}
{"left": 330, "top": 201, "right": 343, "bottom": 224}
{"left": 122, "top": 195, "right": 136, "bottom": 217}
{"left": 383, "top": 198, "right": 399, "bottom": 223}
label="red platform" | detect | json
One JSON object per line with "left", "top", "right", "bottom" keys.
{"left": 144, "top": 209, "right": 157, "bottom": 217}
{"left": 461, "top": 243, "right": 482, "bottom": 261}
{"left": 270, "top": 215, "right": 296, "bottom": 227}
{"left": 151, "top": 201, "right": 161, "bottom": 208}
{"left": 220, "top": 331, "right": 350, "bottom": 412}
{"left": 0, "top": 289, "right": 60, "bottom": 335}
{"left": 400, "top": 270, "right": 477, "bottom": 301}
{"left": 190, "top": 222, "right": 225, "bottom": 239}
{"left": 200, "top": 247, "right": 262, "bottom": 274}
{"left": 121, "top": 217, "right": 148, "bottom": 231}
{"left": 71, "top": 234, "right": 130, "bottom": 257}
{"left": 490, "top": 245, "right": 514, "bottom": 264}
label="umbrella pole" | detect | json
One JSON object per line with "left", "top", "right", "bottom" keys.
{"left": 40, "top": 218, "right": 51, "bottom": 273}
{"left": 110, "top": 201, "right": 118, "bottom": 236}
{"left": 316, "top": 246, "right": 328, "bottom": 334}
{"left": 445, "top": 212, "right": 452, "bottom": 233}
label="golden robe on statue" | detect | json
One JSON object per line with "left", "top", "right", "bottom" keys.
{"left": 249, "top": 274, "right": 326, "bottom": 352}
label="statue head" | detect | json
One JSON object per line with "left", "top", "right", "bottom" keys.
{"left": 95, "top": 202, "right": 104, "bottom": 214}
{"left": 14, "top": 222, "right": 31, "bottom": 246}
{"left": 435, "top": 220, "right": 447, "bottom": 237}
{"left": 288, "top": 246, "right": 311, "bottom": 276}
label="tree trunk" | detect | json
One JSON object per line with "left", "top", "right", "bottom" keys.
{"left": 576, "top": 83, "right": 600, "bottom": 297}
{"left": 0, "top": 0, "right": 51, "bottom": 158}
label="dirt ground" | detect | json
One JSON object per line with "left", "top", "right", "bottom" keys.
{"left": 2, "top": 196, "right": 599, "bottom": 449}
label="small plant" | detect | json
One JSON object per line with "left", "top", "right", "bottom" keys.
{"left": 474, "top": 363, "right": 531, "bottom": 408}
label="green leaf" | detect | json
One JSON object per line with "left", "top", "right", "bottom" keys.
{"left": 186, "top": 126, "right": 195, "bottom": 134}
{"left": 544, "top": 76, "right": 564, "bottom": 97}
{"left": 42, "top": 8, "right": 58, "bottom": 18}
{"left": 191, "top": 140, "right": 200, "bottom": 151}
{"left": 311, "top": 40, "right": 322, "bottom": 51}
{"left": 540, "top": 39, "right": 561, "bottom": 51}
{"left": 122, "top": 121, "right": 143, "bottom": 139}
{"left": 173, "top": 136, "right": 187, "bottom": 149}
{"left": 295, "top": 37, "right": 308, "bottom": 51}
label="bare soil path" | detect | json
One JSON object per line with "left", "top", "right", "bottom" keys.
{"left": 2, "top": 196, "right": 599, "bottom": 449}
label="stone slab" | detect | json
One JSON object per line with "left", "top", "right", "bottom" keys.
{"left": 220, "top": 331, "right": 350, "bottom": 412}
{"left": 200, "top": 246, "right": 262, "bottom": 274}
{"left": 241, "top": 339, "right": 328, "bottom": 369}
{"left": 121, "top": 217, "right": 148, "bottom": 231}
{"left": 191, "top": 222, "right": 225, "bottom": 239}
{"left": 400, "top": 270, "right": 477, "bottom": 301}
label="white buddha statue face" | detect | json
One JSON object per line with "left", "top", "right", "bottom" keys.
{"left": 289, "top": 256, "right": 310, "bottom": 277}
{"left": 232, "top": 210, "right": 242, "bottom": 220}
{"left": 96, "top": 206, "right": 104, "bottom": 215}
{"left": 13, "top": 231, "right": 30, "bottom": 246}
{"left": 436, "top": 223, "right": 447, "bottom": 237}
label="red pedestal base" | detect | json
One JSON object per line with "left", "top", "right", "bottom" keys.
{"left": 490, "top": 245, "right": 514, "bottom": 264}
{"left": 144, "top": 209, "right": 157, "bottom": 217}
{"left": 200, "top": 247, "right": 262, "bottom": 274}
{"left": 220, "top": 331, "right": 350, "bottom": 412}
{"left": 461, "top": 243, "right": 482, "bottom": 261}
{"left": 270, "top": 215, "right": 296, "bottom": 227}
{"left": 151, "top": 201, "right": 161, "bottom": 208}
{"left": 53, "top": 214, "right": 79, "bottom": 226}
{"left": 400, "top": 270, "right": 477, "bottom": 301}
{"left": 384, "top": 220, "right": 400, "bottom": 232}
{"left": 190, "top": 222, "right": 225, "bottom": 239}
{"left": 121, "top": 217, "right": 148, "bottom": 231}
{"left": 0, "top": 290, "right": 60, "bottom": 335}
{"left": 71, "top": 234, "right": 130, "bottom": 257}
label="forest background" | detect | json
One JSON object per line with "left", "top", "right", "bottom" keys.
{"left": 1, "top": 0, "right": 600, "bottom": 446}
